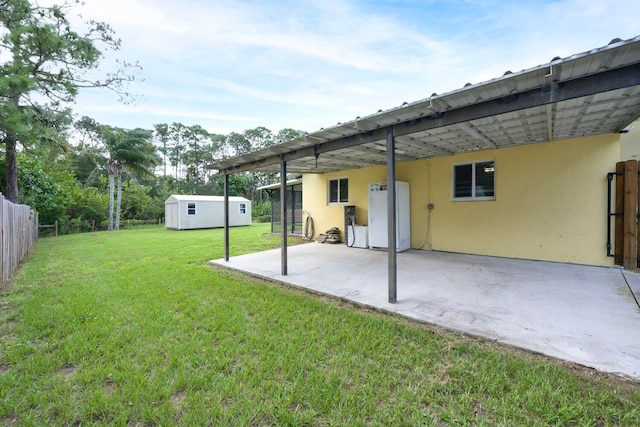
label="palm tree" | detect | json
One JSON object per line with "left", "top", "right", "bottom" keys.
{"left": 86, "top": 125, "right": 159, "bottom": 230}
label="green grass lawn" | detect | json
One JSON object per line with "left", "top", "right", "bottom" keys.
{"left": 1, "top": 224, "right": 639, "bottom": 425}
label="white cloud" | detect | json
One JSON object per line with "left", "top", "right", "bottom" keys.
{"left": 79, "top": 102, "right": 256, "bottom": 122}
{"left": 66, "top": 0, "right": 640, "bottom": 135}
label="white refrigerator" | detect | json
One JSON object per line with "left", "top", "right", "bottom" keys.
{"left": 367, "top": 181, "right": 410, "bottom": 251}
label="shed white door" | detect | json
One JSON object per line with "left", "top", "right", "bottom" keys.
{"left": 167, "top": 203, "right": 178, "bottom": 228}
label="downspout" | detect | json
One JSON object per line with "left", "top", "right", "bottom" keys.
{"left": 607, "top": 172, "right": 615, "bottom": 258}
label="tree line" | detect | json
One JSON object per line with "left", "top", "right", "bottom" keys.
{"left": 152, "top": 122, "right": 302, "bottom": 197}
{"left": 10, "top": 120, "right": 302, "bottom": 234}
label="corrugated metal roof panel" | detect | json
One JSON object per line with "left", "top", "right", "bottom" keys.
{"left": 213, "top": 36, "right": 640, "bottom": 174}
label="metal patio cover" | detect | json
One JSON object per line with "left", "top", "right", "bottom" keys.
{"left": 214, "top": 36, "right": 640, "bottom": 176}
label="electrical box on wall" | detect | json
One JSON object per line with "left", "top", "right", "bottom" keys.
{"left": 344, "top": 205, "right": 356, "bottom": 225}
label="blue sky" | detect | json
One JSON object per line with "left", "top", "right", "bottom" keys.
{"left": 72, "top": 0, "right": 640, "bottom": 136}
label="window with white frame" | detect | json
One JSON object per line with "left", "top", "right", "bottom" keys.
{"left": 328, "top": 178, "right": 349, "bottom": 204}
{"left": 453, "top": 160, "right": 495, "bottom": 200}
{"left": 187, "top": 202, "right": 196, "bottom": 215}
{"left": 239, "top": 203, "right": 246, "bottom": 214}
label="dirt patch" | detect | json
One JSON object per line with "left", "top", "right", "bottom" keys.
{"left": 0, "top": 413, "right": 20, "bottom": 426}
{"left": 103, "top": 377, "right": 116, "bottom": 395}
{"left": 171, "top": 390, "right": 187, "bottom": 410}
{"left": 126, "top": 419, "right": 154, "bottom": 427}
{"left": 0, "top": 275, "right": 15, "bottom": 297}
{"left": 220, "top": 397, "right": 233, "bottom": 409}
{"left": 55, "top": 362, "right": 77, "bottom": 381}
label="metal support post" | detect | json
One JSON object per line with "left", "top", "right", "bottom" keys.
{"left": 280, "top": 155, "right": 288, "bottom": 276}
{"left": 386, "top": 126, "right": 397, "bottom": 304}
{"left": 224, "top": 173, "right": 230, "bottom": 262}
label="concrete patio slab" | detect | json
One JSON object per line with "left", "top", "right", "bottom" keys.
{"left": 623, "top": 270, "right": 640, "bottom": 307}
{"left": 210, "top": 243, "right": 640, "bottom": 380}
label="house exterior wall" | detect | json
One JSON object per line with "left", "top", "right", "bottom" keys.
{"left": 302, "top": 133, "right": 619, "bottom": 266}
{"left": 620, "top": 120, "right": 640, "bottom": 160}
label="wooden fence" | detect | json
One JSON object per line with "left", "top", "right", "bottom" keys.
{"left": 0, "top": 193, "right": 38, "bottom": 284}
{"left": 613, "top": 160, "right": 640, "bottom": 270}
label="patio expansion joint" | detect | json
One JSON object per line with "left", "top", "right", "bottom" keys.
{"left": 621, "top": 269, "right": 640, "bottom": 309}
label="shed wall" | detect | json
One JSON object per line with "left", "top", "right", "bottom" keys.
{"left": 165, "top": 202, "right": 179, "bottom": 229}
{"left": 180, "top": 200, "right": 223, "bottom": 229}
{"left": 165, "top": 198, "right": 251, "bottom": 230}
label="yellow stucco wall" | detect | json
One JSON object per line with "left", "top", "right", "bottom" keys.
{"left": 620, "top": 120, "right": 640, "bottom": 160}
{"left": 302, "top": 134, "right": 620, "bottom": 266}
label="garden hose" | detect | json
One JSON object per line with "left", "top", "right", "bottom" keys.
{"left": 303, "top": 211, "right": 315, "bottom": 240}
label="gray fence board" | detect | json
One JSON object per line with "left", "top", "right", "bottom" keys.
{"left": 0, "top": 194, "right": 38, "bottom": 284}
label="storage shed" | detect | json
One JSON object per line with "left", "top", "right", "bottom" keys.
{"left": 165, "top": 195, "right": 251, "bottom": 230}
